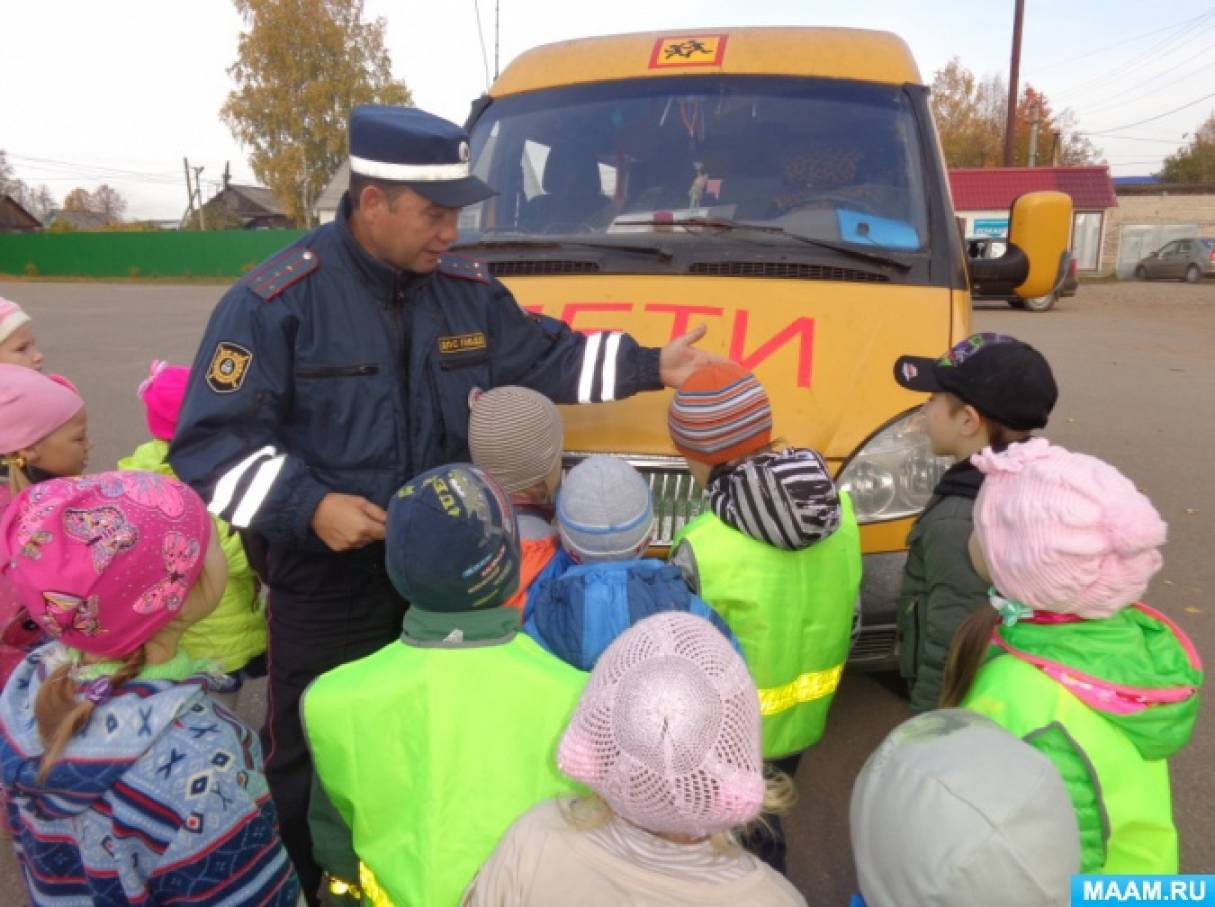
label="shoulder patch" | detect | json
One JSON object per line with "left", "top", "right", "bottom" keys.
{"left": 246, "top": 246, "right": 320, "bottom": 301}
{"left": 437, "top": 254, "right": 491, "bottom": 285}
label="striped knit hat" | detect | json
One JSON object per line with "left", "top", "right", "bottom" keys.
{"left": 468, "top": 386, "right": 564, "bottom": 494}
{"left": 668, "top": 363, "right": 773, "bottom": 465}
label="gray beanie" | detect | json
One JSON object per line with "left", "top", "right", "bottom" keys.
{"left": 850, "top": 709, "right": 1079, "bottom": 907}
{"left": 467, "top": 386, "right": 563, "bottom": 494}
{"left": 557, "top": 455, "right": 654, "bottom": 563}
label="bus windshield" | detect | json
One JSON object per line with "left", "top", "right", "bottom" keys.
{"left": 463, "top": 75, "right": 932, "bottom": 253}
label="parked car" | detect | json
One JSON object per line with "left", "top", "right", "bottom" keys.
{"left": 1134, "top": 237, "right": 1215, "bottom": 283}
{"left": 967, "top": 236, "right": 1078, "bottom": 311}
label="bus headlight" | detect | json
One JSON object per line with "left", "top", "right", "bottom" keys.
{"left": 837, "top": 408, "right": 953, "bottom": 523}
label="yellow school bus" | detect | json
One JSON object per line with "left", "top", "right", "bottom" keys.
{"left": 456, "top": 28, "right": 1071, "bottom": 665}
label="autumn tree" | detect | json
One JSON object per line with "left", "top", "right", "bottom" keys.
{"left": 221, "top": 0, "right": 413, "bottom": 227}
{"left": 91, "top": 184, "right": 127, "bottom": 222}
{"left": 930, "top": 58, "right": 1101, "bottom": 168}
{"left": 0, "top": 150, "right": 18, "bottom": 199}
{"left": 62, "top": 187, "right": 94, "bottom": 212}
{"left": 1160, "top": 111, "right": 1215, "bottom": 183}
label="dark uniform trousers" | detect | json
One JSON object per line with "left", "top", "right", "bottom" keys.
{"left": 262, "top": 542, "right": 406, "bottom": 900}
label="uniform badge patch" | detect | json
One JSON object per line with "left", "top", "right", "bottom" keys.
{"left": 207, "top": 342, "right": 253, "bottom": 393}
{"left": 438, "top": 332, "right": 488, "bottom": 354}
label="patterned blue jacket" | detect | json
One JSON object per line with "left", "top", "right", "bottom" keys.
{"left": 0, "top": 643, "right": 299, "bottom": 906}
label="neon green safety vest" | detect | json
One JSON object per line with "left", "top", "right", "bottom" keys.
{"left": 672, "top": 493, "right": 861, "bottom": 759}
{"left": 964, "top": 653, "right": 1178, "bottom": 873}
{"left": 302, "top": 632, "right": 587, "bottom": 907}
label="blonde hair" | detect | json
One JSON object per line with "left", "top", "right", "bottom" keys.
{"left": 4, "top": 458, "right": 31, "bottom": 496}
{"left": 559, "top": 766, "right": 797, "bottom": 852}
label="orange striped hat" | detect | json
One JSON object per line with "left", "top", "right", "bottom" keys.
{"left": 668, "top": 362, "right": 772, "bottom": 465}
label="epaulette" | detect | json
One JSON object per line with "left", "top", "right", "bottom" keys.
{"left": 246, "top": 246, "right": 321, "bottom": 301}
{"left": 437, "top": 254, "right": 491, "bottom": 285}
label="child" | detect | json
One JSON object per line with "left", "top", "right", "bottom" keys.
{"left": 1, "top": 364, "right": 89, "bottom": 500}
{"left": 940, "top": 439, "right": 1202, "bottom": 873}
{"left": 468, "top": 385, "right": 565, "bottom": 611}
{"left": 524, "top": 453, "right": 738, "bottom": 670}
{"left": 0, "top": 297, "right": 45, "bottom": 370}
{"left": 0, "top": 472, "right": 299, "bottom": 905}
{"left": 0, "top": 365, "right": 90, "bottom": 685}
{"left": 118, "top": 360, "right": 267, "bottom": 689}
{"left": 892, "top": 332, "right": 1057, "bottom": 712}
{"left": 666, "top": 362, "right": 860, "bottom": 872}
{"left": 464, "top": 611, "right": 805, "bottom": 907}
{"left": 850, "top": 709, "right": 1079, "bottom": 907}
{"left": 303, "top": 463, "right": 586, "bottom": 907}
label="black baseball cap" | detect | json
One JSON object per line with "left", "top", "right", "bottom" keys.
{"left": 893, "top": 333, "right": 1058, "bottom": 430}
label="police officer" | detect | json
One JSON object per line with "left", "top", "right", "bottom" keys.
{"left": 169, "top": 104, "right": 716, "bottom": 900}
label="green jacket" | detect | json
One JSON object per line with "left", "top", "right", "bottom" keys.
{"left": 964, "top": 605, "right": 1203, "bottom": 873}
{"left": 303, "top": 630, "right": 587, "bottom": 907}
{"left": 897, "top": 464, "right": 988, "bottom": 712}
{"left": 118, "top": 440, "right": 266, "bottom": 673}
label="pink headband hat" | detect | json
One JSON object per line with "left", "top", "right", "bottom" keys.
{"left": 0, "top": 297, "right": 31, "bottom": 346}
{"left": 557, "top": 611, "right": 765, "bottom": 837}
{"left": 0, "top": 472, "right": 212, "bottom": 659}
{"left": 971, "top": 438, "right": 1167, "bottom": 619}
{"left": 0, "top": 364, "right": 85, "bottom": 453}
{"left": 138, "top": 360, "right": 190, "bottom": 442}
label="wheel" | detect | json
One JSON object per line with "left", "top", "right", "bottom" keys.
{"left": 1134, "top": 265, "right": 1147, "bottom": 280}
{"left": 1186, "top": 264, "right": 1201, "bottom": 284}
{"left": 1023, "top": 292, "right": 1057, "bottom": 313}
{"left": 1006, "top": 298, "right": 1027, "bottom": 309}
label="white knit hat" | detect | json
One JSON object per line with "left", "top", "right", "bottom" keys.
{"left": 557, "top": 611, "right": 765, "bottom": 837}
{"left": 467, "top": 386, "right": 563, "bottom": 494}
{"left": 0, "top": 297, "right": 31, "bottom": 346}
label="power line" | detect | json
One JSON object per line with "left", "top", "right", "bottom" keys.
{"left": 1094, "top": 134, "right": 1189, "bottom": 144}
{"left": 1052, "top": 12, "right": 1215, "bottom": 103}
{"left": 472, "top": 0, "right": 490, "bottom": 89}
{"left": 1031, "top": 7, "right": 1215, "bottom": 73}
{"left": 1084, "top": 89, "right": 1215, "bottom": 135}
{"left": 1077, "top": 44, "right": 1215, "bottom": 116}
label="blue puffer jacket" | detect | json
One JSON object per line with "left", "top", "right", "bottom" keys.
{"left": 523, "top": 558, "right": 740, "bottom": 671}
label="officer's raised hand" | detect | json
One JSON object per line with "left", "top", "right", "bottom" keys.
{"left": 311, "top": 493, "right": 388, "bottom": 551}
{"left": 659, "top": 323, "right": 728, "bottom": 389}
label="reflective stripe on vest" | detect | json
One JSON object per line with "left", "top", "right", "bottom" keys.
{"left": 673, "top": 492, "right": 861, "bottom": 758}
{"left": 965, "top": 652, "right": 1178, "bottom": 873}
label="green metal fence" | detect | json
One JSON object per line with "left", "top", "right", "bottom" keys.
{"left": 0, "top": 230, "right": 309, "bottom": 278}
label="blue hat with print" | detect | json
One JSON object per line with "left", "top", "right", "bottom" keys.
{"left": 386, "top": 463, "right": 520, "bottom": 612}
{"left": 349, "top": 105, "right": 496, "bottom": 208}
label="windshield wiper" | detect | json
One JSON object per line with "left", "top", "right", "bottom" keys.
{"left": 614, "top": 216, "right": 912, "bottom": 271}
{"left": 454, "top": 236, "right": 673, "bottom": 262}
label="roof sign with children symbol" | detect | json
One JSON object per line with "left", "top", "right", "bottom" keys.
{"left": 648, "top": 34, "right": 729, "bottom": 69}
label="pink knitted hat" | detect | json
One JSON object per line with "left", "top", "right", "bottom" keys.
{"left": 972, "top": 438, "right": 1166, "bottom": 619}
{"left": 0, "top": 364, "right": 85, "bottom": 453}
{"left": 0, "top": 297, "right": 31, "bottom": 346}
{"left": 137, "top": 360, "right": 190, "bottom": 442}
{"left": 0, "top": 472, "right": 212, "bottom": 659}
{"left": 557, "top": 611, "right": 765, "bottom": 837}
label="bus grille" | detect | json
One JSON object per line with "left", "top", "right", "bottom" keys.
{"left": 562, "top": 452, "right": 707, "bottom": 546}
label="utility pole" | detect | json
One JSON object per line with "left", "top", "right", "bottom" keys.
{"left": 193, "top": 165, "right": 206, "bottom": 230}
{"left": 183, "top": 157, "right": 196, "bottom": 226}
{"left": 1051, "top": 130, "right": 1062, "bottom": 166}
{"left": 223, "top": 161, "right": 231, "bottom": 192}
{"left": 1003, "top": 0, "right": 1025, "bottom": 167}
{"left": 1027, "top": 103, "right": 1041, "bottom": 167}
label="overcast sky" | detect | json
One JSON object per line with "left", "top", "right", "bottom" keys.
{"left": 4, "top": 0, "right": 1213, "bottom": 219}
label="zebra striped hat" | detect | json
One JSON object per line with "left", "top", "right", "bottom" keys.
{"left": 668, "top": 363, "right": 773, "bottom": 466}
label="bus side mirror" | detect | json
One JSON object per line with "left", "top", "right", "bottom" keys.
{"left": 967, "top": 191, "right": 1073, "bottom": 300}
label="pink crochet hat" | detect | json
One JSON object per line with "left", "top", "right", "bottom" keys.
{"left": 137, "top": 360, "right": 190, "bottom": 442}
{"left": 0, "top": 364, "right": 85, "bottom": 454}
{"left": 557, "top": 611, "right": 765, "bottom": 837}
{"left": 972, "top": 438, "right": 1166, "bottom": 619}
{"left": 0, "top": 297, "right": 31, "bottom": 346}
{"left": 0, "top": 472, "right": 212, "bottom": 659}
